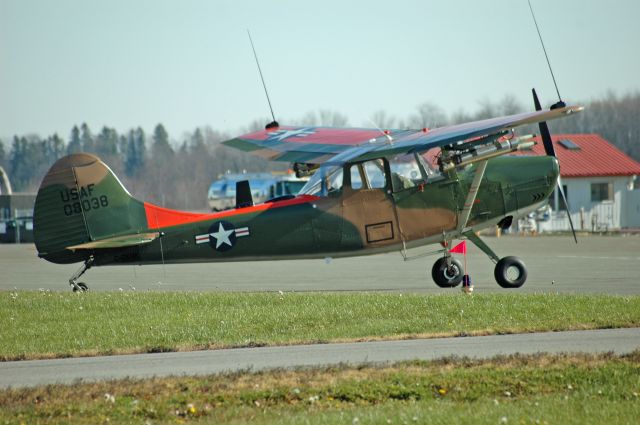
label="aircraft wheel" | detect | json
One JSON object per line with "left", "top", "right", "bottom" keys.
{"left": 431, "top": 257, "right": 464, "bottom": 288}
{"left": 494, "top": 256, "right": 527, "bottom": 288}
{"left": 73, "top": 282, "right": 89, "bottom": 292}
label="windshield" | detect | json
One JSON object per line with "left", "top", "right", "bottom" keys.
{"left": 299, "top": 164, "right": 343, "bottom": 196}
{"left": 388, "top": 152, "right": 443, "bottom": 192}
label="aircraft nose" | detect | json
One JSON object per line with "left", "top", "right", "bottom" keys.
{"left": 549, "top": 156, "right": 560, "bottom": 182}
{"left": 545, "top": 156, "right": 560, "bottom": 196}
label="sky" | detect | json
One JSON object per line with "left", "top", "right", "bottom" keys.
{"left": 1, "top": 0, "right": 639, "bottom": 141}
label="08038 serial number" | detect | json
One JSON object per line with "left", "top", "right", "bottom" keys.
{"left": 63, "top": 195, "right": 109, "bottom": 216}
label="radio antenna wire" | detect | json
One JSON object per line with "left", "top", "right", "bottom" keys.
{"left": 527, "top": 0, "right": 564, "bottom": 105}
{"left": 247, "top": 29, "right": 278, "bottom": 129}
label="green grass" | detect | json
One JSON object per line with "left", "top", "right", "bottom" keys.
{"left": 1, "top": 291, "right": 639, "bottom": 360}
{"left": 2, "top": 353, "right": 639, "bottom": 424}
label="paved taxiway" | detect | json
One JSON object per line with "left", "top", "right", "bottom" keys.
{"left": 1, "top": 328, "right": 638, "bottom": 389}
{"left": 1, "top": 236, "right": 638, "bottom": 293}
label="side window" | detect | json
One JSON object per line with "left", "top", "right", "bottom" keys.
{"left": 327, "top": 168, "right": 343, "bottom": 196}
{"left": 348, "top": 160, "right": 388, "bottom": 190}
{"left": 591, "top": 182, "right": 613, "bottom": 202}
{"left": 350, "top": 165, "right": 363, "bottom": 189}
{"left": 364, "top": 161, "right": 387, "bottom": 189}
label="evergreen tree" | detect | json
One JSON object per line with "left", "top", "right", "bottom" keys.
{"left": 80, "top": 123, "right": 94, "bottom": 153}
{"left": 9, "top": 136, "right": 29, "bottom": 189}
{"left": 124, "top": 130, "right": 137, "bottom": 177}
{"left": 179, "top": 140, "right": 188, "bottom": 155}
{"left": 118, "top": 134, "right": 128, "bottom": 157}
{"left": 190, "top": 128, "right": 206, "bottom": 152}
{"left": 152, "top": 123, "right": 173, "bottom": 160}
{"left": 124, "top": 127, "right": 146, "bottom": 176}
{"left": 95, "top": 126, "right": 119, "bottom": 157}
{"left": 0, "top": 139, "right": 6, "bottom": 169}
{"left": 45, "top": 134, "right": 65, "bottom": 162}
{"left": 67, "top": 125, "right": 82, "bottom": 154}
{"left": 134, "top": 127, "right": 146, "bottom": 169}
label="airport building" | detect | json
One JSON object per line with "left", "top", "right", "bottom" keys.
{"left": 514, "top": 134, "right": 640, "bottom": 232}
{"left": 0, "top": 165, "right": 36, "bottom": 242}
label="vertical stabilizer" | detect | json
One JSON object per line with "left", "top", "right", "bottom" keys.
{"left": 34, "top": 153, "right": 148, "bottom": 263}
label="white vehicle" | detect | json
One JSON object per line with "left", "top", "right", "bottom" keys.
{"left": 207, "top": 172, "right": 307, "bottom": 211}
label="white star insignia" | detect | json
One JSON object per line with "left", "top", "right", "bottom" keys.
{"left": 268, "top": 128, "right": 315, "bottom": 141}
{"left": 210, "top": 222, "right": 234, "bottom": 249}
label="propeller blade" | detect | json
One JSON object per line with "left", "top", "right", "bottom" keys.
{"left": 532, "top": 88, "right": 576, "bottom": 243}
{"left": 557, "top": 177, "right": 578, "bottom": 244}
{"left": 532, "top": 88, "right": 556, "bottom": 157}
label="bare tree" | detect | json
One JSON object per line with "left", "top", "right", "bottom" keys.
{"left": 369, "top": 110, "right": 398, "bottom": 129}
{"left": 499, "top": 94, "right": 525, "bottom": 115}
{"left": 295, "top": 109, "right": 349, "bottom": 126}
{"left": 407, "top": 102, "right": 448, "bottom": 129}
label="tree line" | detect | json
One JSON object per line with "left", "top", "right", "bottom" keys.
{"left": 1, "top": 91, "right": 638, "bottom": 210}
{"left": 0, "top": 123, "right": 276, "bottom": 210}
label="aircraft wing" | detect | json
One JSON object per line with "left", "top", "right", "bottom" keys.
{"left": 66, "top": 232, "right": 160, "bottom": 251}
{"left": 223, "top": 127, "right": 412, "bottom": 163}
{"left": 223, "top": 105, "right": 583, "bottom": 164}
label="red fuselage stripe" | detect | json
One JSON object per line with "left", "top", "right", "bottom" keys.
{"left": 144, "top": 195, "right": 320, "bottom": 230}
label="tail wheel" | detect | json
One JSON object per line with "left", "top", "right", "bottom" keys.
{"left": 494, "top": 256, "right": 527, "bottom": 288}
{"left": 431, "top": 257, "right": 464, "bottom": 288}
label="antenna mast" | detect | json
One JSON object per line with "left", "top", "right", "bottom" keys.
{"left": 247, "top": 29, "right": 278, "bottom": 128}
{"left": 527, "top": 0, "right": 563, "bottom": 104}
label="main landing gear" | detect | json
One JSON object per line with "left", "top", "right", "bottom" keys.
{"left": 431, "top": 256, "right": 464, "bottom": 287}
{"left": 494, "top": 256, "right": 527, "bottom": 288}
{"left": 69, "top": 256, "right": 94, "bottom": 292}
{"left": 430, "top": 232, "right": 528, "bottom": 289}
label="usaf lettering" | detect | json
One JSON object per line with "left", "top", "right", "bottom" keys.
{"left": 60, "top": 184, "right": 109, "bottom": 216}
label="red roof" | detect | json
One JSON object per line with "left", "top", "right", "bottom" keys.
{"left": 512, "top": 134, "right": 640, "bottom": 177}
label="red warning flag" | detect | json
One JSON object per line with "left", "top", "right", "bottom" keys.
{"left": 449, "top": 241, "right": 466, "bottom": 254}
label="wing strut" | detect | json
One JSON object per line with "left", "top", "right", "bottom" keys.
{"left": 456, "top": 160, "right": 488, "bottom": 234}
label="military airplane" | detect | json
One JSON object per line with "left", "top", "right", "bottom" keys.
{"left": 33, "top": 90, "right": 582, "bottom": 291}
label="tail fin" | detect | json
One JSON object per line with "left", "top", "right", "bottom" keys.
{"left": 34, "top": 153, "right": 148, "bottom": 263}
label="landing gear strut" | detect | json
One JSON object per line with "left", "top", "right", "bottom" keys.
{"left": 69, "top": 256, "right": 94, "bottom": 292}
{"left": 431, "top": 256, "right": 464, "bottom": 288}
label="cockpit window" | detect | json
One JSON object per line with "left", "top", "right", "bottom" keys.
{"left": 350, "top": 166, "right": 363, "bottom": 189}
{"left": 300, "top": 153, "right": 441, "bottom": 197}
{"left": 388, "top": 153, "right": 439, "bottom": 192}
{"left": 348, "top": 160, "right": 387, "bottom": 190}
{"left": 364, "top": 160, "right": 386, "bottom": 189}
{"left": 299, "top": 164, "right": 343, "bottom": 197}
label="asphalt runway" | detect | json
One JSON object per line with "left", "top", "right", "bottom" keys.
{"left": 1, "top": 327, "right": 638, "bottom": 389}
{"left": 1, "top": 235, "right": 639, "bottom": 294}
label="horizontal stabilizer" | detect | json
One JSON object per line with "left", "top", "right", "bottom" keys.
{"left": 66, "top": 232, "right": 160, "bottom": 251}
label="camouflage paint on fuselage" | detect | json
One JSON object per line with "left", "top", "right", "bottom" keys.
{"left": 33, "top": 153, "right": 559, "bottom": 268}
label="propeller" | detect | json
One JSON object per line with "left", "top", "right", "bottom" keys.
{"left": 532, "top": 88, "right": 577, "bottom": 243}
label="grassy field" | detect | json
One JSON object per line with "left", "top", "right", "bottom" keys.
{"left": 1, "top": 352, "right": 639, "bottom": 424}
{"left": 1, "top": 291, "right": 639, "bottom": 361}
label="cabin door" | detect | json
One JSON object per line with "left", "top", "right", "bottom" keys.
{"left": 340, "top": 160, "right": 401, "bottom": 250}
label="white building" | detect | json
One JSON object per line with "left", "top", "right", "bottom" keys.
{"left": 514, "top": 134, "right": 640, "bottom": 232}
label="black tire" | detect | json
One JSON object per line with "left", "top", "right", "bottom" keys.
{"left": 431, "top": 257, "right": 464, "bottom": 288}
{"left": 494, "top": 256, "right": 527, "bottom": 288}
{"left": 75, "top": 282, "right": 89, "bottom": 292}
